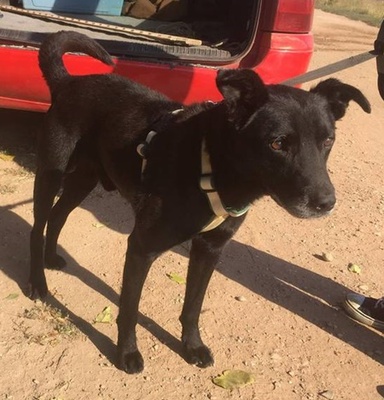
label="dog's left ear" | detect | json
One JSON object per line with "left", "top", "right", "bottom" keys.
{"left": 216, "top": 69, "right": 268, "bottom": 129}
{"left": 310, "top": 78, "right": 371, "bottom": 120}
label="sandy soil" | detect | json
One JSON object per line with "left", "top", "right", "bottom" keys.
{"left": 0, "top": 9, "right": 383, "bottom": 400}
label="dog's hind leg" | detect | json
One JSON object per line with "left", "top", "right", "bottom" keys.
{"left": 29, "top": 126, "right": 79, "bottom": 299}
{"left": 29, "top": 168, "right": 64, "bottom": 299}
{"left": 45, "top": 159, "right": 99, "bottom": 270}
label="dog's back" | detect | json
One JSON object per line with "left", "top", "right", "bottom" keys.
{"left": 38, "top": 31, "right": 180, "bottom": 147}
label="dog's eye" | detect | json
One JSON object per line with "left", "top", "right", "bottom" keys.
{"left": 270, "top": 137, "right": 285, "bottom": 151}
{"left": 324, "top": 137, "right": 334, "bottom": 148}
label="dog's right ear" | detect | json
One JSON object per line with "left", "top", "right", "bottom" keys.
{"left": 216, "top": 69, "right": 268, "bottom": 130}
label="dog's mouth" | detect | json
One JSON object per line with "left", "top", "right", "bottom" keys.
{"left": 271, "top": 194, "right": 336, "bottom": 219}
{"left": 286, "top": 205, "right": 335, "bottom": 219}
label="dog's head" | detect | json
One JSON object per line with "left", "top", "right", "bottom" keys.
{"left": 216, "top": 70, "right": 371, "bottom": 218}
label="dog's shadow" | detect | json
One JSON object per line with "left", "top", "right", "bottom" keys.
{"left": 1, "top": 196, "right": 383, "bottom": 369}
{"left": 0, "top": 201, "right": 187, "bottom": 364}
{"left": 217, "top": 241, "right": 384, "bottom": 365}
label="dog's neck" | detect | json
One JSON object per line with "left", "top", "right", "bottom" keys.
{"left": 203, "top": 104, "right": 266, "bottom": 209}
{"left": 199, "top": 136, "right": 250, "bottom": 232}
{"left": 137, "top": 102, "right": 265, "bottom": 231}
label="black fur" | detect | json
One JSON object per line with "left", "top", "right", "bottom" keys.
{"left": 29, "top": 31, "right": 371, "bottom": 374}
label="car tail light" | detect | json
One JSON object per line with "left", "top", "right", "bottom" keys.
{"left": 261, "top": 0, "right": 314, "bottom": 33}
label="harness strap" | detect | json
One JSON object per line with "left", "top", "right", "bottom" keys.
{"left": 200, "top": 138, "right": 228, "bottom": 217}
{"left": 137, "top": 130, "right": 157, "bottom": 175}
{"left": 136, "top": 108, "right": 183, "bottom": 176}
{"left": 199, "top": 138, "right": 250, "bottom": 233}
{"left": 137, "top": 108, "right": 250, "bottom": 234}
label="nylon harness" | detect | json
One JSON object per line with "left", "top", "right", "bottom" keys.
{"left": 136, "top": 108, "right": 250, "bottom": 233}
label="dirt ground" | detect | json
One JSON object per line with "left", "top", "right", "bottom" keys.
{"left": 0, "top": 9, "right": 383, "bottom": 400}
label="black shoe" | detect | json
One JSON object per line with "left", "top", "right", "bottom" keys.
{"left": 343, "top": 293, "right": 384, "bottom": 331}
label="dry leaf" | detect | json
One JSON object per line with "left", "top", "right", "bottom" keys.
{"left": 167, "top": 272, "right": 186, "bottom": 284}
{"left": 5, "top": 293, "right": 19, "bottom": 300}
{"left": 94, "top": 306, "right": 113, "bottom": 323}
{"left": 92, "top": 222, "right": 105, "bottom": 229}
{"left": 348, "top": 263, "right": 361, "bottom": 274}
{"left": 0, "top": 152, "right": 15, "bottom": 161}
{"left": 212, "top": 370, "right": 254, "bottom": 390}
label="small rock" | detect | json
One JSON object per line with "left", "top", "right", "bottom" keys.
{"left": 319, "top": 390, "right": 334, "bottom": 400}
{"left": 270, "top": 352, "right": 282, "bottom": 362}
{"left": 358, "top": 284, "right": 369, "bottom": 291}
{"left": 235, "top": 296, "right": 247, "bottom": 302}
{"left": 321, "top": 252, "right": 333, "bottom": 262}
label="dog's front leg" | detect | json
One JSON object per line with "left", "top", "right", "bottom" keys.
{"left": 116, "top": 234, "right": 159, "bottom": 374}
{"left": 180, "top": 219, "right": 243, "bottom": 367}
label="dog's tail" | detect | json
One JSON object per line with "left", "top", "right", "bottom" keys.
{"left": 39, "top": 30, "right": 114, "bottom": 93}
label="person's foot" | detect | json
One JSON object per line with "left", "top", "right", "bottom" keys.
{"left": 343, "top": 293, "right": 384, "bottom": 330}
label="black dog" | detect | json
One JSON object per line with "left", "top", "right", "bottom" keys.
{"left": 29, "top": 31, "right": 371, "bottom": 374}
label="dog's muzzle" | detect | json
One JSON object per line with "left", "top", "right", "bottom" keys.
{"left": 272, "top": 191, "right": 336, "bottom": 219}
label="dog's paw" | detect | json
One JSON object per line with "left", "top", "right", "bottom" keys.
{"left": 26, "top": 279, "right": 49, "bottom": 300}
{"left": 184, "top": 344, "right": 214, "bottom": 368}
{"left": 117, "top": 350, "right": 144, "bottom": 374}
{"left": 45, "top": 254, "right": 67, "bottom": 270}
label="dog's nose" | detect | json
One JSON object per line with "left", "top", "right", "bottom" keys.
{"left": 314, "top": 193, "right": 336, "bottom": 212}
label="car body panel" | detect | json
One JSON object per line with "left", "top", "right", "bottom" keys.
{"left": 0, "top": 0, "right": 314, "bottom": 111}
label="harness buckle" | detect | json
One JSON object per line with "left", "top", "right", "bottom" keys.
{"left": 136, "top": 130, "right": 157, "bottom": 159}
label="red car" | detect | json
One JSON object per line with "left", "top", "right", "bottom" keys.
{"left": 0, "top": 0, "right": 314, "bottom": 112}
